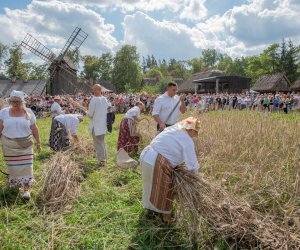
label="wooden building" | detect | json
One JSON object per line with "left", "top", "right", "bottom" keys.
{"left": 178, "top": 70, "right": 251, "bottom": 94}
{"left": 252, "top": 73, "right": 291, "bottom": 93}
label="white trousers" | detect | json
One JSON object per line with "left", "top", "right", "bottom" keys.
{"left": 92, "top": 131, "right": 108, "bottom": 162}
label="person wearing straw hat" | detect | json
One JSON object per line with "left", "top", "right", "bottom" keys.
{"left": 117, "top": 101, "right": 145, "bottom": 154}
{"left": 50, "top": 95, "right": 64, "bottom": 118}
{"left": 0, "top": 90, "right": 41, "bottom": 200}
{"left": 87, "top": 84, "right": 109, "bottom": 165}
{"left": 152, "top": 82, "right": 186, "bottom": 133}
{"left": 49, "top": 114, "right": 84, "bottom": 151}
{"left": 140, "top": 117, "right": 200, "bottom": 222}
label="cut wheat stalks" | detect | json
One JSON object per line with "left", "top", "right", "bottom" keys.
{"left": 39, "top": 152, "right": 82, "bottom": 212}
{"left": 173, "top": 166, "right": 300, "bottom": 249}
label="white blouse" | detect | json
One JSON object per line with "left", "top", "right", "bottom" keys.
{"left": 124, "top": 106, "right": 140, "bottom": 120}
{"left": 0, "top": 108, "right": 36, "bottom": 139}
{"left": 140, "top": 124, "right": 200, "bottom": 172}
{"left": 55, "top": 114, "right": 80, "bottom": 135}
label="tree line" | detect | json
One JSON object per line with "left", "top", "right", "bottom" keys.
{"left": 0, "top": 39, "right": 299, "bottom": 93}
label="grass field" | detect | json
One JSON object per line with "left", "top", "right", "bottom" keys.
{"left": 0, "top": 111, "right": 300, "bottom": 249}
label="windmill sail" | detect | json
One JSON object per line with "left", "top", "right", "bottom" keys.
{"left": 21, "top": 34, "right": 56, "bottom": 63}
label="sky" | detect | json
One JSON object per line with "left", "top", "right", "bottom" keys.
{"left": 0, "top": 0, "right": 300, "bottom": 62}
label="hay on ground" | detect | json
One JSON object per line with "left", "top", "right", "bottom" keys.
{"left": 173, "top": 166, "right": 300, "bottom": 249}
{"left": 39, "top": 152, "right": 82, "bottom": 212}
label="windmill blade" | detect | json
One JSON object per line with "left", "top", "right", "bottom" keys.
{"left": 21, "top": 34, "right": 56, "bottom": 63}
{"left": 58, "top": 27, "right": 88, "bottom": 62}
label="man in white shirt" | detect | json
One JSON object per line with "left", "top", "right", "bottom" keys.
{"left": 152, "top": 82, "right": 186, "bottom": 132}
{"left": 140, "top": 117, "right": 200, "bottom": 222}
{"left": 50, "top": 96, "right": 64, "bottom": 118}
{"left": 87, "top": 84, "right": 109, "bottom": 165}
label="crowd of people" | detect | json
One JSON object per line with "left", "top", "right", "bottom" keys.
{"left": 0, "top": 82, "right": 299, "bottom": 222}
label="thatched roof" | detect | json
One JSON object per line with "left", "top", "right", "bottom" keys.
{"left": 252, "top": 73, "right": 291, "bottom": 92}
{"left": 141, "top": 77, "right": 160, "bottom": 85}
{"left": 173, "top": 78, "right": 184, "bottom": 86}
{"left": 178, "top": 70, "right": 225, "bottom": 93}
{"left": 0, "top": 80, "right": 47, "bottom": 97}
{"left": 291, "top": 79, "right": 300, "bottom": 91}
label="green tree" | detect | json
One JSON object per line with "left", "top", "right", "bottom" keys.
{"left": 202, "top": 48, "right": 220, "bottom": 68}
{"left": 81, "top": 55, "right": 101, "bottom": 80}
{"left": 0, "top": 41, "right": 8, "bottom": 68}
{"left": 226, "top": 57, "right": 248, "bottom": 76}
{"left": 111, "top": 45, "right": 142, "bottom": 93}
{"left": 5, "top": 43, "right": 26, "bottom": 79}
{"left": 28, "top": 64, "right": 48, "bottom": 80}
{"left": 187, "top": 58, "right": 203, "bottom": 74}
{"left": 168, "top": 59, "right": 188, "bottom": 78}
{"left": 285, "top": 39, "right": 299, "bottom": 83}
{"left": 145, "top": 67, "right": 163, "bottom": 79}
{"left": 99, "top": 52, "right": 113, "bottom": 81}
{"left": 217, "top": 54, "right": 233, "bottom": 72}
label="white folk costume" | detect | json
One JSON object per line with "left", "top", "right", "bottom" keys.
{"left": 117, "top": 106, "right": 141, "bottom": 153}
{"left": 87, "top": 95, "right": 109, "bottom": 162}
{"left": 140, "top": 117, "right": 200, "bottom": 214}
{"left": 152, "top": 92, "right": 181, "bottom": 130}
{"left": 49, "top": 114, "right": 83, "bottom": 151}
{"left": 50, "top": 96, "right": 64, "bottom": 118}
{"left": 0, "top": 91, "right": 36, "bottom": 188}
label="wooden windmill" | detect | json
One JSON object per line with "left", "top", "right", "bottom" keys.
{"left": 21, "top": 27, "right": 90, "bottom": 95}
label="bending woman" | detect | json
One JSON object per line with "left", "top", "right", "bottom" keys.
{"left": 0, "top": 90, "right": 41, "bottom": 200}
{"left": 117, "top": 102, "right": 144, "bottom": 153}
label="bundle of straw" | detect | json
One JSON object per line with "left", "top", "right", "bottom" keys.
{"left": 39, "top": 153, "right": 82, "bottom": 212}
{"left": 173, "top": 166, "right": 300, "bottom": 249}
{"left": 65, "top": 139, "right": 95, "bottom": 157}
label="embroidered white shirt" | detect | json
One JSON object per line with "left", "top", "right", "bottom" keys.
{"left": 152, "top": 92, "right": 180, "bottom": 125}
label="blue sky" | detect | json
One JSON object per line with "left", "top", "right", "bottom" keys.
{"left": 0, "top": 0, "right": 299, "bottom": 61}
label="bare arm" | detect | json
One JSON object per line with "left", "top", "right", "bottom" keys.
{"left": 180, "top": 95, "right": 187, "bottom": 114}
{"left": 0, "top": 120, "right": 3, "bottom": 136}
{"left": 30, "top": 124, "right": 41, "bottom": 154}
{"left": 153, "top": 115, "right": 166, "bottom": 130}
{"left": 133, "top": 116, "right": 142, "bottom": 123}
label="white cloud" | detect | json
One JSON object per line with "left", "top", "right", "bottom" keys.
{"left": 0, "top": 0, "right": 118, "bottom": 61}
{"left": 179, "top": 0, "right": 207, "bottom": 21}
{"left": 122, "top": 11, "right": 203, "bottom": 60}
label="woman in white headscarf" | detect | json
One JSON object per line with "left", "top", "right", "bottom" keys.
{"left": 140, "top": 117, "right": 200, "bottom": 222}
{"left": 0, "top": 90, "right": 41, "bottom": 200}
{"left": 49, "top": 113, "right": 84, "bottom": 151}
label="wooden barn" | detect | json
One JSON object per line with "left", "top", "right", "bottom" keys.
{"left": 252, "top": 73, "right": 291, "bottom": 93}
{"left": 178, "top": 70, "right": 251, "bottom": 94}
{"left": 291, "top": 79, "right": 300, "bottom": 92}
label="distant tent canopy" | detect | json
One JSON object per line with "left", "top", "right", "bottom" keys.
{"left": 178, "top": 70, "right": 251, "bottom": 94}
{"left": 252, "top": 73, "right": 291, "bottom": 93}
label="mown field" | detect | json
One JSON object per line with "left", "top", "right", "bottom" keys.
{"left": 0, "top": 111, "right": 300, "bottom": 249}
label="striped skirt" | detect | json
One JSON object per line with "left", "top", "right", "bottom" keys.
{"left": 1, "top": 135, "right": 35, "bottom": 188}
{"left": 141, "top": 150, "right": 174, "bottom": 214}
{"left": 117, "top": 118, "right": 139, "bottom": 153}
